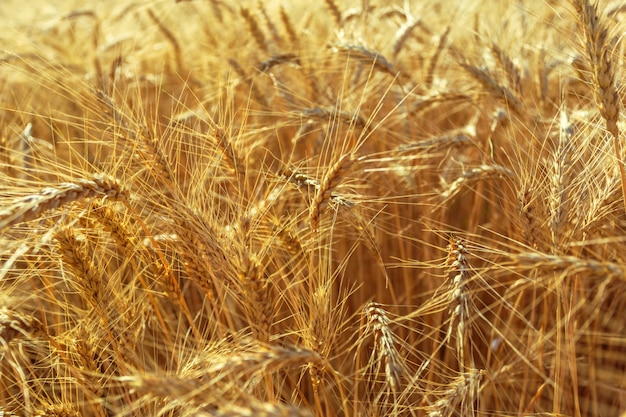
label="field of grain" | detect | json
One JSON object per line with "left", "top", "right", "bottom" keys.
{"left": 0, "top": 0, "right": 625, "bottom": 416}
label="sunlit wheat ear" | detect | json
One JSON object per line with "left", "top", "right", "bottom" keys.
{"left": 309, "top": 153, "right": 356, "bottom": 235}
{"left": 35, "top": 403, "right": 81, "bottom": 417}
{"left": 392, "top": 16, "right": 423, "bottom": 57}
{"left": 459, "top": 63, "right": 523, "bottom": 116}
{"left": 330, "top": 44, "right": 398, "bottom": 80}
{"left": 364, "top": 302, "right": 402, "bottom": 393}
{"left": 197, "top": 402, "right": 313, "bottom": 417}
{"left": 425, "top": 26, "right": 451, "bottom": 88}
{"left": 490, "top": 42, "right": 522, "bottom": 93}
{"left": 426, "top": 368, "right": 484, "bottom": 417}
{"left": 439, "top": 164, "right": 515, "bottom": 206}
{"left": 214, "top": 127, "right": 246, "bottom": 194}
{"left": 445, "top": 237, "right": 472, "bottom": 369}
{"left": 518, "top": 185, "right": 546, "bottom": 250}
{"left": 238, "top": 252, "right": 272, "bottom": 343}
{"left": 324, "top": 0, "right": 343, "bottom": 27}
{"left": 279, "top": 6, "right": 298, "bottom": 45}
{"left": 55, "top": 227, "right": 104, "bottom": 308}
{"left": 0, "top": 174, "right": 128, "bottom": 232}
{"left": 240, "top": 6, "right": 269, "bottom": 53}
{"left": 549, "top": 109, "right": 575, "bottom": 251}
{"left": 570, "top": 0, "right": 626, "bottom": 209}
{"left": 146, "top": 8, "right": 182, "bottom": 72}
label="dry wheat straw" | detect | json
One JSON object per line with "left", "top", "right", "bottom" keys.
{"left": 0, "top": 175, "right": 128, "bottom": 232}
{"left": 364, "top": 302, "right": 402, "bottom": 392}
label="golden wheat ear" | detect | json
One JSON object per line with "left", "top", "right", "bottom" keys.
{"left": 570, "top": 0, "right": 626, "bottom": 210}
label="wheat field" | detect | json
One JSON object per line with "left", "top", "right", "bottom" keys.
{"left": 0, "top": 0, "right": 625, "bottom": 416}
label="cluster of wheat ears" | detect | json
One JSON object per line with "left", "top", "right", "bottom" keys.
{"left": 0, "top": 0, "right": 625, "bottom": 416}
